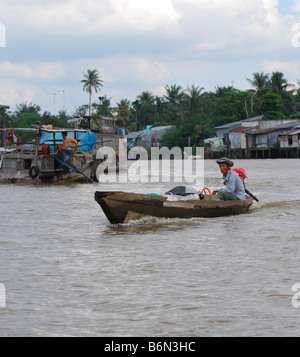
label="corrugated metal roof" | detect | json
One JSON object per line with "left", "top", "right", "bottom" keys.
{"left": 230, "top": 126, "right": 252, "bottom": 132}
{"left": 280, "top": 129, "right": 300, "bottom": 136}
{"left": 215, "top": 116, "right": 262, "bottom": 129}
{"left": 275, "top": 121, "right": 300, "bottom": 129}
{"left": 215, "top": 121, "right": 242, "bottom": 130}
{"left": 248, "top": 127, "right": 283, "bottom": 135}
{"left": 247, "top": 121, "right": 300, "bottom": 135}
{"left": 127, "top": 126, "right": 173, "bottom": 139}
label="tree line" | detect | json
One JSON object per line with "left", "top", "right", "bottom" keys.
{"left": 1, "top": 70, "right": 300, "bottom": 149}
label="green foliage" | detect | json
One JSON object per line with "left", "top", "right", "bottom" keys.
{"left": 160, "top": 114, "right": 212, "bottom": 150}
{"left": 17, "top": 112, "right": 41, "bottom": 128}
{"left": 95, "top": 95, "right": 113, "bottom": 117}
{"left": 261, "top": 93, "right": 285, "bottom": 119}
{"left": 0, "top": 108, "right": 12, "bottom": 127}
{"left": 261, "top": 92, "right": 282, "bottom": 111}
{"left": 262, "top": 110, "right": 285, "bottom": 120}
{"left": 81, "top": 69, "right": 104, "bottom": 116}
{"left": 289, "top": 112, "right": 300, "bottom": 119}
{"left": 116, "top": 104, "right": 131, "bottom": 128}
{"left": 210, "top": 90, "right": 253, "bottom": 127}
{"left": 3, "top": 69, "right": 299, "bottom": 149}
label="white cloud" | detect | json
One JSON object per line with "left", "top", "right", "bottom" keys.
{"left": 0, "top": 85, "right": 21, "bottom": 106}
{"left": 261, "top": 59, "right": 300, "bottom": 79}
{"left": 73, "top": 55, "right": 173, "bottom": 86}
{"left": 0, "top": 0, "right": 181, "bottom": 35}
{"left": 1, "top": 0, "right": 300, "bottom": 112}
{"left": 291, "top": 0, "right": 300, "bottom": 13}
{"left": 107, "top": 0, "right": 181, "bottom": 31}
{"left": 0, "top": 61, "right": 66, "bottom": 110}
{"left": 1, "top": 0, "right": 296, "bottom": 54}
{"left": 0, "top": 61, "right": 65, "bottom": 80}
{"left": 174, "top": 0, "right": 294, "bottom": 53}
{"left": 129, "top": 57, "right": 172, "bottom": 83}
{"left": 0, "top": 80, "right": 45, "bottom": 109}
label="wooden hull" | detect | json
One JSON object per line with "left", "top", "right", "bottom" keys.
{"left": 0, "top": 151, "right": 94, "bottom": 184}
{"left": 0, "top": 127, "right": 98, "bottom": 184}
{"left": 94, "top": 191, "right": 253, "bottom": 224}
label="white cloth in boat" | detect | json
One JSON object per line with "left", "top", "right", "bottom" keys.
{"left": 166, "top": 193, "right": 199, "bottom": 201}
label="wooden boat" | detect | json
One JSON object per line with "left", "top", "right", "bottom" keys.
{"left": 95, "top": 190, "right": 253, "bottom": 224}
{"left": 0, "top": 127, "right": 97, "bottom": 183}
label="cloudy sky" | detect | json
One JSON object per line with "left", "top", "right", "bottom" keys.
{"left": 1, "top": 0, "right": 300, "bottom": 114}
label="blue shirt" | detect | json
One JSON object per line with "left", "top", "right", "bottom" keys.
{"left": 219, "top": 169, "right": 246, "bottom": 200}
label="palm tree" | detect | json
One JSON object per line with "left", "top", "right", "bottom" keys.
{"left": 247, "top": 72, "right": 270, "bottom": 114}
{"left": 185, "top": 85, "right": 204, "bottom": 116}
{"left": 81, "top": 69, "right": 104, "bottom": 116}
{"left": 154, "top": 96, "right": 167, "bottom": 124}
{"left": 136, "top": 91, "right": 156, "bottom": 127}
{"left": 270, "top": 72, "right": 288, "bottom": 95}
{"left": 214, "top": 85, "right": 234, "bottom": 99}
{"left": 117, "top": 99, "right": 131, "bottom": 108}
{"left": 270, "top": 72, "right": 296, "bottom": 113}
{"left": 15, "top": 102, "right": 41, "bottom": 116}
{"left": 164, "top": 84, "right": 185, "bottom": 104}
{"left": 136, "top": 91, "right": 155, "bottom": 104}
{"left": 164, "top": 84, "right": 185, "bottom": 123}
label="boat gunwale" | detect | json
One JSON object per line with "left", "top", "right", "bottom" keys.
{"left": 94, "top": 190, "right": 253, "bottom": 224}
{"left": 95, "top": 191, "right": 253, "bottom": 207}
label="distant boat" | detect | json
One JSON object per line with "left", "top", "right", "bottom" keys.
{"left": 0, "top": 126, "right": 97, "bottom": 183}
{"left": 95, "top": 190, "right": 253, "bottom": 224}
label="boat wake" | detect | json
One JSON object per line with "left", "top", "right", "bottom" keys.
{"left": 108, "top": 215, "right": 207, "bottom": 231}
{"left": 255, "top": 199, "right": 300, "bottom": 210}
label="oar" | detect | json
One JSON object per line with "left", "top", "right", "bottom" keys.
{"left": 245, "top": 187, "right": 259, "bottom": 202}
{"left": 55, "top": 157, "right": 94, "bottom": 183}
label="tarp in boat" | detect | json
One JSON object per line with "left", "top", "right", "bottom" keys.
{"left": 40, "top": 131, "right": 96, "bottom": 152}
{"left": 165, "top": 186, "right": 199, "bottom": 196}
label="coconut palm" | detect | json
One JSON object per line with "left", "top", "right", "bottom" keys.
{"left": 81, "top": 69, "right": 104, "bottom": 116}
{"left": 247, "top": 72, "right": 270, "bottom": 114}
{"left": 214, "top": 85, "right": 234, "bottom": 98}
{"left": 164, "top": 84, "right": 185, "bottom": 123}
{"left": 270, "top": 72, "right": 296, "bottom": 113}
{"left": 135, "top": 91, "right": 156, "bottom": 127}
{"left": 270, "top": 71, "right": 289, "bottom": 94}
{"left": 117, "top": 99, "right": 131, "bottom": 108}
{"left": 164, "top": 84, "right": 185, "bottom": 104}
{"left": 185, "top": 85, "right": 204, "bottom": 116}
{"left": 15, "top": 102, "right": 41, "bottom": 116}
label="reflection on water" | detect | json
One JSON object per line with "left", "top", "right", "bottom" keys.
{"left": 0, "top": 159, "right": 300, "bottom": 336}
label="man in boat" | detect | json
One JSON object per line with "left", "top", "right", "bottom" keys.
{"left": 212, "top": 157, "right": 246, "bottom": 201}
{"left": 62, "top": 132, "right": 78, "bottom": 149}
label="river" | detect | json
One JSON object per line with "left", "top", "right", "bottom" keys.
{"left": 0, "top": 159, "right": 300, "bottom": 336}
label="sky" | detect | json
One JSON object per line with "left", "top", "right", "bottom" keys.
{"left": 1, "top": 0, "right": 300, "bottom": 115}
